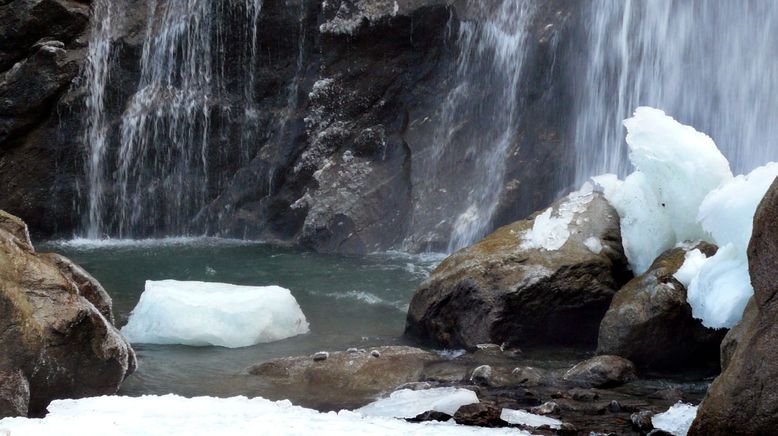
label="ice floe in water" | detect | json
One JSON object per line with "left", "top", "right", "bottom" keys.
{"left": 0, "top": 395, "right": 529, "bottom": 436}
{"left": 500, "top": 408, "right": 562, "bottom": 429}
{"left": 121, "top": 280, "right": 309, "bottom": 348}
{"left": 652, "top": 402, "right": 698, "bottom": 436}
{"left": 356, "top": 388, "right": 479, "bottom": 419}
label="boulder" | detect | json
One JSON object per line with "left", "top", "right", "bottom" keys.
{"left": 405, "top": 189, "right": 631, "bottom": 349}
{"left": 0, "top": 210, "right": 135, "bottom": 416}
{"left": 719, "top": 297, "right": 757, "bottom": 372}
{"left": 0, "top": 210, "right": 32, "bottom": 251}
{"left": 690, "top": 177, "right": 778, "bottom": 435}
{"left": 246, "top": 346, "right": 442, "bottom": 409}
{"left": 562, "top": 355, "right": 637, "bottom": 388}
{"left": 453, "top": 402, "right": 507, "bottom": 427}
{"left": 597, "top": 243, "right": 725, "bottom": 372}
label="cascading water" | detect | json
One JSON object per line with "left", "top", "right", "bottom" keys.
{"left": 411, "top": 0, "right": 536, "bottom": 252}
{"left": 82, "top": 0, "right": 264, "bottom": 238}
{"left": 574, "top": 0, "right": 778, "bottom": 184}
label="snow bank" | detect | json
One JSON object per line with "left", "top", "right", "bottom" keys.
{"left": 521, "top": 187, "right": 594, "bottom": 251}
{"left": 121, "top": 280, "right": 309, "bottom": 348}
{"left": 652, "top": 402, "right": 698, "bottom": 436}
{"left": 356, "top": 388, "right": 478, "bottom": 419}
{"left": 594, "top": 107, "right": 733, "bottom": 274}
{"left": 500, "top": 409, "right": 562, "bottom": 429}
{"left": 0, "top": 395, "right": 528, "bottom": 436}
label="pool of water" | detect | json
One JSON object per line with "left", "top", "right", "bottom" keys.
{"left": 39, "top": 239, "right": 444, "bottom": 399}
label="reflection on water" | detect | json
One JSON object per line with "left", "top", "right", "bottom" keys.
{"left": 39, "top": 239, "right": 442, "bottom": 398}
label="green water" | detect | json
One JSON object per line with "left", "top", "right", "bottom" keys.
{"left": 40, "top": 239, "right": 443, "bottom": 399}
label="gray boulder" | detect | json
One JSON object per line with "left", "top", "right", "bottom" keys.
{"left": 405, "top": 190, "right": 630, "bottom": 349}
{"left": 597, "top": 243, "right": 725, "bottom": 372}
{"left": 563, "top": 355, "right": 637, "bottom": 388}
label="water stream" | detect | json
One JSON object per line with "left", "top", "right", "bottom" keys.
{"left": 574, "top": 0, "right": 778, "bottom": 184}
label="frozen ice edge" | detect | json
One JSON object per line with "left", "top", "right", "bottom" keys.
{"left": 0, "top": 395, "right": 532, "bottom": 436}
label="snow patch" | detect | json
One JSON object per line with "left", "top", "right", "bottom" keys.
{"left": 521, "top": 188, "right": 594, "bottom": 251}
{"left": 584, "top": 237, "right": 603, "bottom": 254}
{"left": 500, "top": 409, "right": 562, "bottom": 429}
{"left": 652, "top": 402, "right": 698, "bottom": 436}
{"left": 357, "top": 388, "right": 479, "bottom": 419}
{"left": 0, "top": 395, "right": 528, "bottom": 436}
{"left": 121, "top": 280, "right": 309, "bottom": 348}
{"left": 687, "top": 244, "right": 752, "bottom": 329}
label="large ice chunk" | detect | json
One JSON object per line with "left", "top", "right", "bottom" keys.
{"left": 595, "top": 107, "right": 733, "bottom": 274}
{"left": 356, "top": 388, "right": 479, "bottom": 419}
{"left": 121, "top": 280, "right": 309, "bottom": 348}
{"left": 652, "top": 402, "right": 698, "bottom": 436}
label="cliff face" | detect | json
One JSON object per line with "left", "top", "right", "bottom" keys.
{"left": 0, "top": 0, "right": 578, "bottom": 252}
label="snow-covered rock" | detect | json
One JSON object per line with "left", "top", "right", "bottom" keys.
{"left": 121, "top": 280, "right": 309, "bottom": 348}
{"left": 652, "top": 402, "right": 698, "bottom": 436}
{"left": 356, "top": 387, "right": 479, "bottom": 419}
{"left": 0, "top": 394, "right": 529, "bottom": 436}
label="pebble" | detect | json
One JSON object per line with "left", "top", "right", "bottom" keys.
{"left": 370, "top": 350, "right": 381, "bottom": 358}
{"left": 313, "top": 351, "right": 329, "bottom": 362}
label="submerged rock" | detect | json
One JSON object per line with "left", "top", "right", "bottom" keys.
{"left": 597, "top": 243, "right": 725, "bottom": 372}
{"left": 405, "top": 189, "right": 630, "bottom": 349}
{"left": 562, "top": 355, "right": 637, "bottom": 388}
{"left": 691, "top": 177, "right": 778, "bottom": 435}
{"left": 0, "top": 210, "right": 135, "bottom": 416}
{"left": 246, "top": 346, "right": 441, "bottom": 409}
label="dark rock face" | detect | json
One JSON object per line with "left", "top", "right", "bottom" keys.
{"left": 562, "top": 355, "right": 637, "bottom": 388}
{"left": 405, "top": 190, "right": 631, "bottom": 349}
{"left": 0, "top": 0, "right": 580, "bottom": 254}
{"left": 690, "top": 177, "right": 778, "bottom": 435}
{"left": 597, "top": 243, "right": 725, "bottom": 373}
{"left": 0, "top": 210, "right": 135, "bottom": 417}
{"left": 719, "top": 297, "right": 756, "bottom": 372}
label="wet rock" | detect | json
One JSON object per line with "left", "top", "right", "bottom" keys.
{"left": 370, "top": 350, "right": 381, "bottom": 358}
{"left": 531, "top": 401, "right": 560, "bottom": 415}
{"left": 568, "top": 388, "right": 599, "bottom": 402}
{"left": 453, "top": 402, "right": 507, "bottom": 427}
{"left": 511, "top": 366, "right": 547, "bottom": 387}
{"left": 631, "top": 410, "right": 655, "bottom": 432}
{"left": 563, "top": 355, "right": 637, "bottom": 388}
{"left": 313, "top": 351, "right": 330, "bottom": 362}
{"left": 470, "top": 365, "right": 492, "bottom": 385}
{"left": 691, "top": 177, "right": 778, "bottom": 435}
{"left": 0, "top": 211, "right": 136, "bottom": 416}
{"left": 246, "top": 346, "right": 441, "bottom": 409}
{"left": 406, "top": 410, "right": 452, "bottom": 423}
{"left": 0, "top": 369, "right": 29, "bottom": 419}
{"left": 607, "top": 400, "right": 621, "bottom": 413}
{"left": 597, "top": 244, "right": 725, "bottom": 372}
{"left": 405, "top": 190, "right": 630, "bottom": 349}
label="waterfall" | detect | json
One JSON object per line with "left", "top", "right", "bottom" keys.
{"left": 574, "top": 0, "right": 778, "bottom": 184}
{"left": 410, "top": 0, "right": 536, "bottom": 252}
{"left": 82, "top": 0, "right": 264, "bottom": 238}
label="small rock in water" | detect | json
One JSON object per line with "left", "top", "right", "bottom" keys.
{"left": 631, "top": 410, "right": 654, "bottom": 432}
{"left": 568, "top": 388, "right": 599, "bottom": 402}
{"left": 406, "top": 410, "right": 452, "bottom": 423}
{"left": 313, "top": 351, "right": 329, "bottom": 362}
{"left": 607, "top": 400, "right": 621, "bottom": 413}
{"left": 346, "top": 348, "right": 359, "bottom": 354}
{"left": 470, "top": 365, "right": 492, "bottom": 385}
{"left": 530, "top": 401, "right": 560, "bottom": 416}
{"left": 563, "top": 355, "right": 637, "bottom": 388}
{"left": 359, "top": 349, "right": 367, "bottom": 354}
{"left": 370, "top": 350, "right": 381, "bottom": 358}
